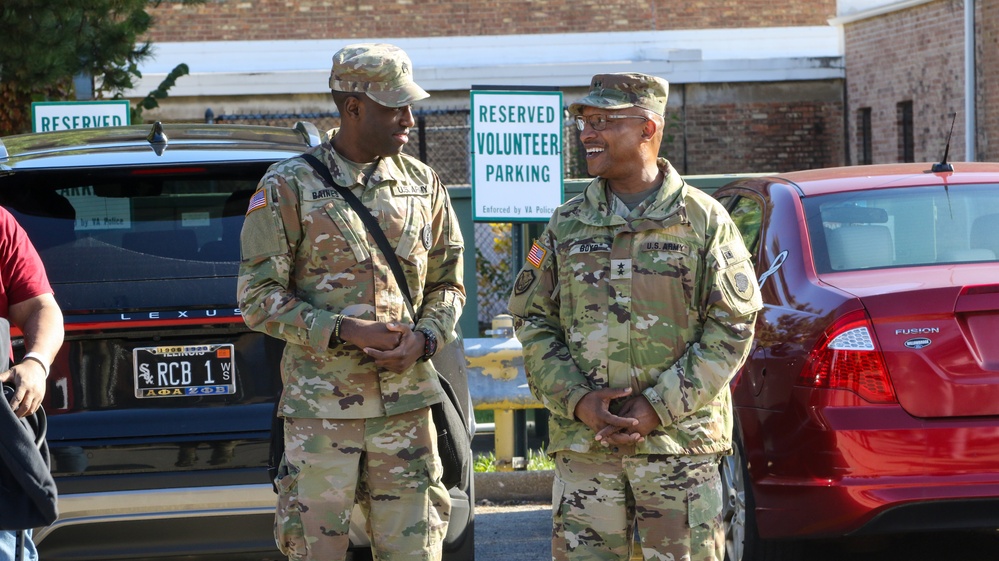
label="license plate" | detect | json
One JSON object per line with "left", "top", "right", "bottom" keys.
{"left": 133, "top": 344, "right": 236, "bottom": 398}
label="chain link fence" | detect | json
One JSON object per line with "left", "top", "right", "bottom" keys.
{"left": 211, "top": 107, "right": 581, "bottom": 333}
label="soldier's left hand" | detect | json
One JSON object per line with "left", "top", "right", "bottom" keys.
{"left": 594, "top": 395, "right": 659, "bottom": 445}
{"left": 339, "top": 317, "right": 404, "bottom": 351}
{"left": 362, "top": 321, "right": 423, "bottom": 373}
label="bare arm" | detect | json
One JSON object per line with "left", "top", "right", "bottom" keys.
{"left": 0, "top": 293, "right": 64, "bottom": 417}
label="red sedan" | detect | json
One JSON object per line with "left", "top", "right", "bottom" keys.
{"left": 713, "top": 162, "right": 999, "bottom": 561}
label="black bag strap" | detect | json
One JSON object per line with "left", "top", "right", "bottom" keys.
{"left": 300, "top": 154, "right": 471, "bottom": 444}
{"left": 300, "top": 153, "right": 417, "bottom": 318}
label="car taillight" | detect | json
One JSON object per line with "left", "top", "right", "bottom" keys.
{"left": 798, "top": 309, "right": 897, "bottom": 403}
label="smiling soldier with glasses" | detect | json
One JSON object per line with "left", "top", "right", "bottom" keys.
{"left": 509, "top": 71, "right": 761, "bottom": 561}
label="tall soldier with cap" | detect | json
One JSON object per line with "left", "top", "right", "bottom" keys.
{"left": 238, "top": 43, "right": 465, "bottom": 561}
{"left": 508, "top": 72, "right": 762, "bottom": 561}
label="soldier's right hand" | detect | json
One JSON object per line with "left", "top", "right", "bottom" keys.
{"left": 573, "top": 387, "right": 640, "bottom": 444}
{"left": 596, "top": 395, "right": 658, "bottom": 445}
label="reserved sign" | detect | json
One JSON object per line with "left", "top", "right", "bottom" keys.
{"left": 32, "top": 100, "right": 131, "bottom": 132}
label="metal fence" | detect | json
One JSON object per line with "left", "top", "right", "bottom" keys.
{"left": 210, "top": 107, "right": 582, "bottom": 333}
{"left": 208, "top": 106, "right": 587, "bottom": 188}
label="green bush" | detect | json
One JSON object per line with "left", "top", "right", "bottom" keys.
{"left": 473, "top": 448, "right": 554, "bottom": 472}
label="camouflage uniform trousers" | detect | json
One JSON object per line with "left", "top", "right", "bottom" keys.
{"left": 551, "top": 450, "right": 724, "bottom": 561}
{"left": 274, "top": 407, "right": 451, "bottom": 561}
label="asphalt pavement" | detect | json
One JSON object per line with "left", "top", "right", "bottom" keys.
{"left": 474, "top": 501, "right": 551, "bottom": 560}
{"left": 471, "top": 496, "right": 999, "bottom": 561}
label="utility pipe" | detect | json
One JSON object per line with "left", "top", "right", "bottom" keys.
{"left": 965, "top": 0, "right": 977, "bottom": 161}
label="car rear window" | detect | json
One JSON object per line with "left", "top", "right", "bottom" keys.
{"left": 0, "top": 170, "right": 262, "bottom": 284}
{"left": 804, "top": 183, "right": 999, "bottom": 273}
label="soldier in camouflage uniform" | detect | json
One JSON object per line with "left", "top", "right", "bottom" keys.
{"left": 508, "top": 73, "right": 762, "bottom": 561}
{"left": 238, "top": 43, "right": 465, "bottom": 561}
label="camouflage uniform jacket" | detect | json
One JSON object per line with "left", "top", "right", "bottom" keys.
{"left": 238, "top": 141, "right": 465, "bottom": 419}
{"left": 508, "top": 159, "right": 761, "bottom": 456}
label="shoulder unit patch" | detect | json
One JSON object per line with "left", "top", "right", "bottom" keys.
{"left": 513, "top": 268, "right": 536, "bottom": 295}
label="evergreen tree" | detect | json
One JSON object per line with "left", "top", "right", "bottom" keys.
{"left": 0, "top": 0, "right": 200, "bottom": 135}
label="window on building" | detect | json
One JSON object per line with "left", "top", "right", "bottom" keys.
{"left": 897, "top": 101, "right": 914, "bottom": 163}
{"left": 858, "top": 108, "right": 873, "bottom": 165}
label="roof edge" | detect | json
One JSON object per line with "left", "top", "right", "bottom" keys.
{"left": 829, "top": 0, "right": 936, "bottom": 26}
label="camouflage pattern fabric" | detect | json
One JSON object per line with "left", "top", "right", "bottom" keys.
{"left": 508, "top": 157, "right": 761, "bottom": 457}
{"left": 238, "top": 139, "right": 465, "bottom": 420}
{"left": 329, "top": 43, "right": 430, "bottom": 108}
{"left": 275, "top": 408, "right": 450, "bottom": 561}
{"left": 568, "top": 72, "right": 671, "bottom": 116}
{"left": 552, "top": 451, "right": 724, "bottom": 561}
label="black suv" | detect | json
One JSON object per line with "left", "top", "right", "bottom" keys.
{"left": 0, "top": 122, "right": 475, "bottom": 560}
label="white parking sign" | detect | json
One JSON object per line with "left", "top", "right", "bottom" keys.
{"left": 32, "top": 101, "right": 131, "bottom": 132}
{"left": 470, "top": 90, "right": 564, "bottom": 222}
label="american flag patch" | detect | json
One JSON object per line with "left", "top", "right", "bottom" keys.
{"left": 246, "top": 189, "right": 267, "bottom": 215}
{"left": 527, "top": 241, "right": 547, "bottom": 268}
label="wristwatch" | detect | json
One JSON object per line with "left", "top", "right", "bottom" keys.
{"left": 416, "top": 327, "right": 438, "bottom": 361}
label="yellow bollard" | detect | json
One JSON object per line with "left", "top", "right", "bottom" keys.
{"left": 493, "top": 408, "right": 526, "bottom": 471}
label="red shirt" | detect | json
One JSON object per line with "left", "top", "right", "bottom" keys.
{"left": 0, "top": 206, "right": 53, "bottom": 318}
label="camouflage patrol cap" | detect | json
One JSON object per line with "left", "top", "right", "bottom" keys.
{"left": 569, "top": 72, "right": 669, "bottom": 116}
{"left": 329, "top": 43, "right": 429, "bottom": 108}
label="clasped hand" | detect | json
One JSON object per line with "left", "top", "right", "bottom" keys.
{"left": 338, "top": 318, "right": 425, "bottom": 373}
{"left": 574, "top": 387, "right": 660, "bottom": 446}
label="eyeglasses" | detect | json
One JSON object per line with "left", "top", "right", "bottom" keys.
{"left": 574, "top": 114, "right": 648, "bottom": 131}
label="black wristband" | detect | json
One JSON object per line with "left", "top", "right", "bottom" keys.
{"left": 416, "top": 327, "right": 438, "bottom": 361}
{"left": 331, "top": 314, "right": 346, "bottom": 346}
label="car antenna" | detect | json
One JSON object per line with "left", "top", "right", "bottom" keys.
{"left": 931, "top": 114, "right": 956, "bottom": 173}
{"left": 147, "top": 121, "right": 169, "bottom": 156}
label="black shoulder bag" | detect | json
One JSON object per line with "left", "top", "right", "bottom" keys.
{"left": 296, "top": 153, "right": 471, "bottom": 490}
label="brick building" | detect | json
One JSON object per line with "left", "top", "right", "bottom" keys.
{"left": 132, "top": 0, "right": 846, "bottom": 176}
{"left": 836, "top": 0, "right": 997, "bottom": 164}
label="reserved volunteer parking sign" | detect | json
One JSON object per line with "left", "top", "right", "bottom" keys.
{"left": 470, "top": 90, "right": 564, "bottom": 222}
